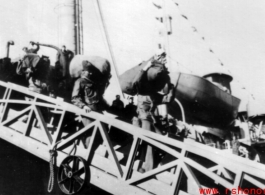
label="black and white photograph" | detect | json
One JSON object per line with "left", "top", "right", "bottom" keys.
{"left": 0, "top": 0, "right": 265, "bottom": 194}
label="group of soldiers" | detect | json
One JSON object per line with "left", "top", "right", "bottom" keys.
{"left": 110, "top": 95, "right": 137, "bottom": 122}
{"left": 14, "top": 43, "right": 177, "bottom": 173}
{"left": 16, "top": 42, "right": 73, "bottom": 98}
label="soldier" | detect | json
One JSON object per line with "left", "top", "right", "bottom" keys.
{"left": 72, "top": 60, "right": 108, "bottom": 113}
{"left": 72, "top": 60, "right": 109, "bottom": 147}
{"left": 110, "top": 95, "right": 124, "bottom": 117}
{"left": 132, "top": 52, "right": 175, "bottom": 173}
{"left": 56, "top": 45, "right": 74, "bottom": 66}
{"left": 124, "top": 97, "right": 137, "bottom": 122}
{"left": 231, "top": 134, "right": 240, "bottom": 155}
{"left": 16, "top": 52, "right": 49, "bottom": 94}
{"left": 22, "top": 42, "right": 40, "bottom": 54}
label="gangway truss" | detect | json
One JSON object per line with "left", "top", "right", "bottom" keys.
{"left": 0, "top": 80, "right": 265, "bottom": 195}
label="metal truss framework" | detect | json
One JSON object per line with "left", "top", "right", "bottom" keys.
{"left": 0, "top": 80, "right": 265, "bottom": 195}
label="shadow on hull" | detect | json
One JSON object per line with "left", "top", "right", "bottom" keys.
{"left": 169, "top": 72, "right": 240, "bottom": 128}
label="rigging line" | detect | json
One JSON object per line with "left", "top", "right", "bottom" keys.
{"left": 171, "top": 0, "right": 224, "bottom": 66}
{"left": 232, "top": 74, "right": 257, "bottom": 98}
{"left": 168, "top": 55, "right": 193, "bottom": 73}
{"left": 162, "top": 0, "right": 171, "bottom": 72}
{"left": 233, "top": 77, "right": 257, "bottom": 100}
{"left": 171, "top": 0, "right": 251, "bottom": 91}
{"left": 168, "top": 56, "right": 191, "bottom": 73}
{"left": 172, "top": 1, "right": 256, "bottom": 99}
{"left": 93, "top": 0, "right": 124, "bottom": 97}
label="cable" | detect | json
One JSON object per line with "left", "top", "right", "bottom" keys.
{"left": 93, "top": 0, "right": 124, "bottom": 98}
{"left": 171, "top": 0, "right": 256, "bottom": 99}
{"left": 168, "top": 55, "right": 193, "bottom": 73}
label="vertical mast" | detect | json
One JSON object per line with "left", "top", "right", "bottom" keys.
{"left": 56, "top": 0, "right": 83, "bottom": 54}
{"left": 75, "top": 0, "right": 84, "bottom": 54}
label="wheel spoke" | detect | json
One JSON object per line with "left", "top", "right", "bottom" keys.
{"left": 69, "top": 178, "right": 74, "bottom": 193}
{"left": 58, "top": 177, "right": 70, "bottom": 184}
{"left": 67, "top": 158, "right": 74, "bottom": 168}
{"left": 58, "top": 156, "right": 86, "bottom": 194}
{"left": 62, "top": 163, "right": 72, "bottom": 172}
{"left": 73, "top": 158, "right": 78, "bottom": 172}
{"left": 73, "top": 175, "right": 84, "bottom": 186}
{"left": 73, "top": 167, "right": 85, "bottom": 176}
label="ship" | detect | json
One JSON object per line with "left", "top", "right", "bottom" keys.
{"left": 0, "top": 0, "right": 265, "bottom": 195}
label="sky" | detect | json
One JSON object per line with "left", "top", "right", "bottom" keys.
{"left": 0, "top": 0, "right": 265, "bottom": 110}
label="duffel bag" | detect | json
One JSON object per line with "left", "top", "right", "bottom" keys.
{"left": 119, "top": 57, "right": 169, "bottom": 95}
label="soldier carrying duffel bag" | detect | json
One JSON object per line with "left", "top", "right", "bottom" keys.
{"left": 16, "top": 53, "right": 50, "bottom": 94}
{"left": 120, "top": 52, "right": 175, "bottom": 173}
{"left": 119, "top": 52, "right": 169, "bottom": 96}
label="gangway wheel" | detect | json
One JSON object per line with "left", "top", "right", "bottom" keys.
{"left": 58, "top": 156, "right": 87, "bottom": 195}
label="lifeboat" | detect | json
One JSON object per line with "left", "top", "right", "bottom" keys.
{"left": 169, "top": 72, "right": 240, "bottom": 127}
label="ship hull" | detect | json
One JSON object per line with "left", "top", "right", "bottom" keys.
{"left": 169, "top": 72, "right": 240, "bottom": 127}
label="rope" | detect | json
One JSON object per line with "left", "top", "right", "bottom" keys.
{"left": 68, "top": 141, "right": 77, "bottom": 155}
{"left": 47, "top": 141, "right": 61, "bottom": 193}
{"left": 47, "top": 150, "right": 55, "bottom": 193}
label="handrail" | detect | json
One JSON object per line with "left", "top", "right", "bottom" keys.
{"left": 2, "top": 81, "right": 265, "bottom": 172}
{"left": 1, "top": 80, "right": 265, "bottom": 195}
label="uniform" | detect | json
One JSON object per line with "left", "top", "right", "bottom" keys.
{"left": 56, "top": 49, "right": 74, "bottom": 64}
{"left": 110, "top": 96, "right": 124, "bottom": 117}
{"left": 72, "top": 77, "right": 107, "bottom": 113}
{"left": 23, "top": 44, "right": 40, "bottom": 54}
{"left": 132, "top": 60, "right": 174, "bottom": 172}
{"left": 124, "top": 101, "right": 137, "bottom": 122}
{"left": 16, "top": 54, "right": 49, "bottom": 94}
{"left": 71, "top": 61, "right": 108, "bottom": 147}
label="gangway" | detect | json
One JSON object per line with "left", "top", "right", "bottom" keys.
{"left": 0, "top": 80, "right": 265, "bottom": 195}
